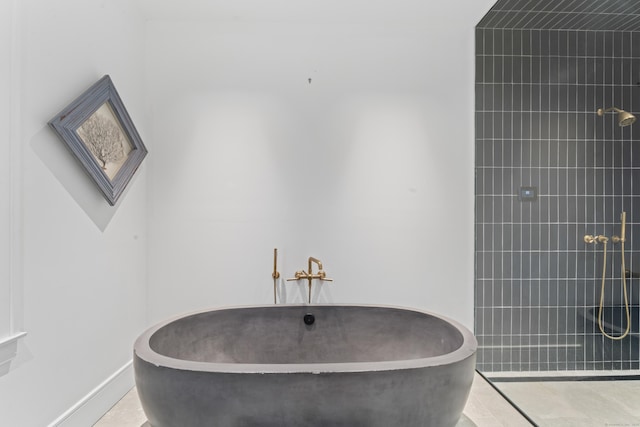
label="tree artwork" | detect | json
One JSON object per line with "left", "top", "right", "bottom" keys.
{"left": 78, "top": 111, "right": 126, "bottom": 170}
{"left": 49, "top": 75, "right": 147, "bottom": 205}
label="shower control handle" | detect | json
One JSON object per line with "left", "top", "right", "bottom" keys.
{"left": 584, "top": 234, "right": 608, "bottom": 244}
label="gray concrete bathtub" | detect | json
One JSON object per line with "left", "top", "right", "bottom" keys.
{"left": 133, "top": 304, "right": 477, "bottom": 427}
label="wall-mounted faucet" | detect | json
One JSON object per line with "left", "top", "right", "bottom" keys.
{"left": 287, "top": 256, "right": 333, "bottom": 303}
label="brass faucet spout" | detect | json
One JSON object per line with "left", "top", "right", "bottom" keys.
{"left": 308, "top": 257, "right": 323, "bottom": 274}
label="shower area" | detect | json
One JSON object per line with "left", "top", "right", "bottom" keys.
{"left": 475, "top": 0, "right": 640, "bottom": 374}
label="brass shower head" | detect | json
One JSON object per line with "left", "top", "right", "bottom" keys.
{"left": 597, "top": 107, "right": 636, "bottom": 127}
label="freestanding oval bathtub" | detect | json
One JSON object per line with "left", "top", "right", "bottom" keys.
{"left": 134, "top": 304, "right": 477, "bottom": 427}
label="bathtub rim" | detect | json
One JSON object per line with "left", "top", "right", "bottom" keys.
{"left": 134, "top": 303, "right": 477, "bottom": 374}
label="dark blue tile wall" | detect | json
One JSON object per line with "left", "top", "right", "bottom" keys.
{"left": 475, "top": 28, "right": 640, "bottom": 372}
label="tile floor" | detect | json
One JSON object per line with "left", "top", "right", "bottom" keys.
{"left": 93, "top": 372, "right": 532, "bottom": 426}
{"left": 496, "top": 379, "right": 640, "bottom": 426}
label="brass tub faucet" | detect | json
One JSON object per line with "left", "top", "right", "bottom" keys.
{"left": 287, "top": 256, "right": 333, "bottom": 303}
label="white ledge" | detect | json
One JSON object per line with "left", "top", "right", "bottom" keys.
{"left": 0, "top": 332, "right": 27, "bottom": 374}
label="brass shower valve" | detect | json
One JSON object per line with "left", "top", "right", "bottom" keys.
{"left": 584, "top": 234, "right": 608, "bottom": 244}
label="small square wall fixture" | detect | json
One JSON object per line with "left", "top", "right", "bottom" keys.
{"left": 519, "top": 186, "right": 537, "bottom": 202}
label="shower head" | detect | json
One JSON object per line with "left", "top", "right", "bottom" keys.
{"left": 597, "top": 107, "right": 637, "bottom": 127}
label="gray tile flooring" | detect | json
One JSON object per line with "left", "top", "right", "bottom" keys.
{"left": 497, "top": 379, "right": 640, "bottom": 426}
{"left": 93, "top": 372, "right": 531, "bottom": 426}
{"left": 93, "top": 388, "right": 148, "bottom": 427}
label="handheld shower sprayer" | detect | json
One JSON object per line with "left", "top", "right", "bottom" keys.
{"left": 612, "top": 211, "right": 626, "bottom": 243}
{"left": 599, "top": 211, "right": 631, "bottom": 340}
{"left": 272, "top": 248, "right": 280, "bottom": 304}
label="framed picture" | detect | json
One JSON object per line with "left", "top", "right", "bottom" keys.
{"left": 48, "top": 75, "right": 148, "bottom": 206}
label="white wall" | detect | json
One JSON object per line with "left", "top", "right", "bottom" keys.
{"left": 0, "top": 1, "right": 148, "bottom": 426}
{"left": 145, "top": 0, "right": 495, "bottom": 328}
{"left": 0, "top": 0, "right": 14, "bottom": 342}
{"left": 0, "top": 0, "right": 496, "bottom": 425}
{"left": 0, "top": 0, "right": 26, "bottom": 379}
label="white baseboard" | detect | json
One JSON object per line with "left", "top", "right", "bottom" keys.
{"left": 48, "top": 360, "right": 134, "bottom": 427}
{"left": 0, "top": 332, "right": 27, "bottom": 376}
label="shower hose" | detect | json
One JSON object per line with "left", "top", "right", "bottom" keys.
{"left": 597, "top": 238, "right": 631, "bottom": 340}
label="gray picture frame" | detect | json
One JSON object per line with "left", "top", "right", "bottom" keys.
{"left": 48, "top": 75, "right": 148, "bottom": 206}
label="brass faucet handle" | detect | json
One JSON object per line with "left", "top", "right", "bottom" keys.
{"left": 286, "top": 270, "right": 308, "bottom": 281}
{"left": 317, "top": 271, "right": 333, "bottom": 281}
